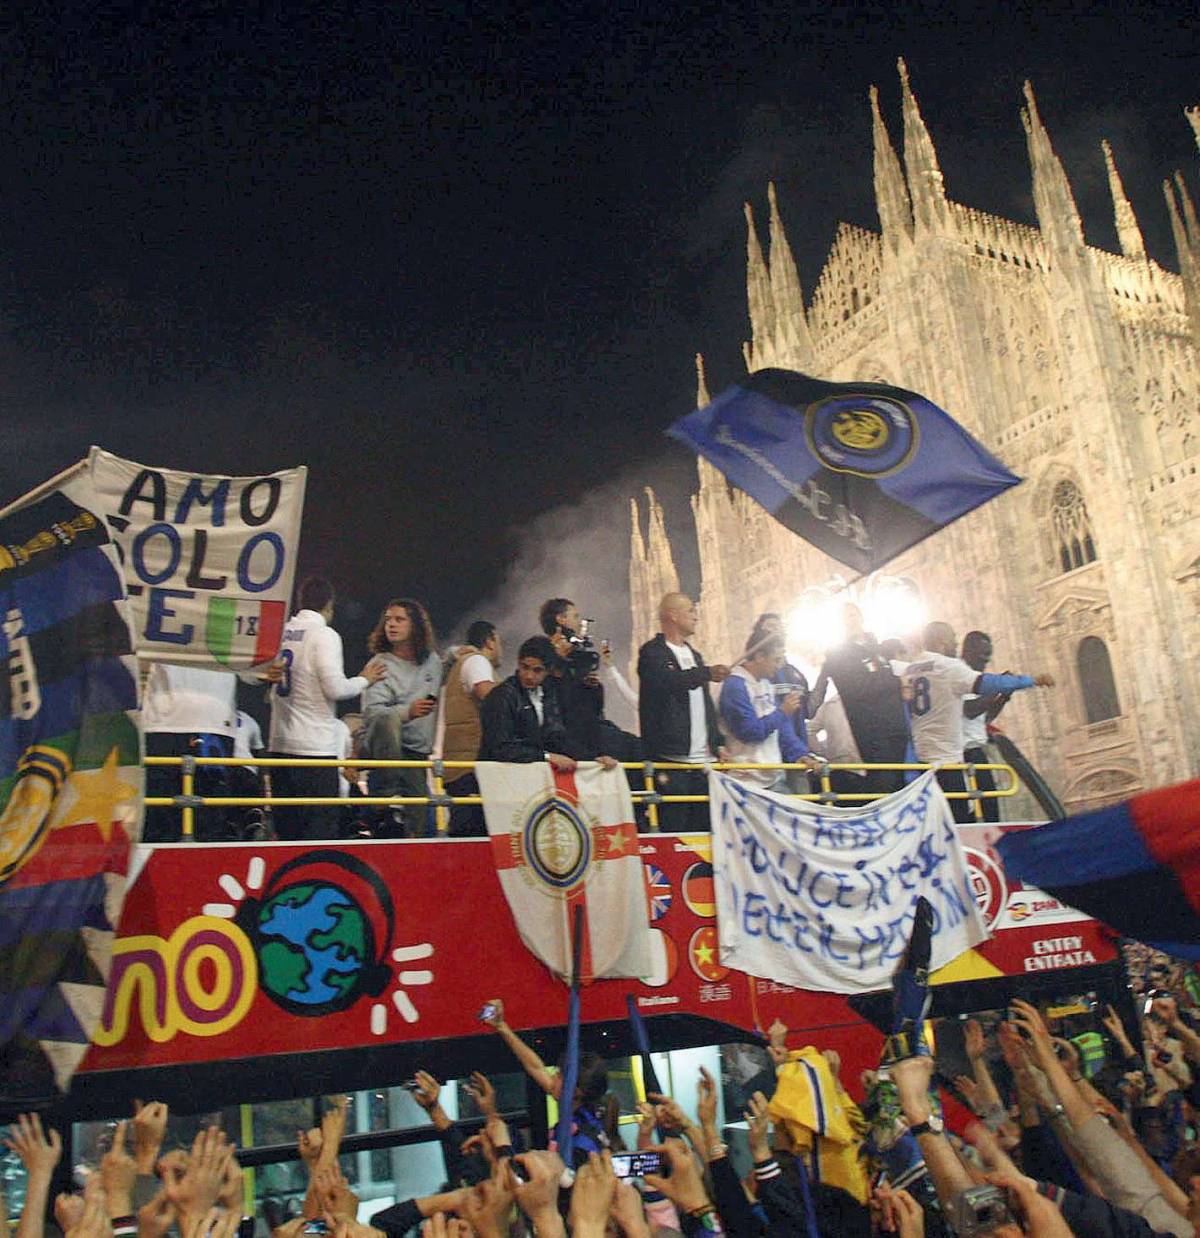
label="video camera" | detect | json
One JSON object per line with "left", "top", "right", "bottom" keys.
{"left": 563, "top": 617, "right": 600, "bottom": 677}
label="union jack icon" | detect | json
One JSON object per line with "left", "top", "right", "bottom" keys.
{"left": 644, "top": 864, "right": 672, "bottom": 922}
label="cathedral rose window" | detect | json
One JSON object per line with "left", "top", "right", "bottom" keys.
{"left": 1050, "top": 480, "right": 1098, "bottom": 573}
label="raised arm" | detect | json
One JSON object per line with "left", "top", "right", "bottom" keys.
{"left": 482, "top": 999, "right": 561, "bottom": 1097}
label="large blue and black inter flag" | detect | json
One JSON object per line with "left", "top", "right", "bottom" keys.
{"left": 996, "top": 780, "right": 1200, "bottom": 960}
{"left": 667, "top": 369, "right": 1021, "bottom": 574}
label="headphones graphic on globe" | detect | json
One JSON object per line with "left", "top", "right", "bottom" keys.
{"left": 234, "top": 849, "right": 396, "bottom": 1016}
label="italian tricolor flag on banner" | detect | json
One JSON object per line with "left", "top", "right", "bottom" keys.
{"left": 477, "top": 761, "right": 653, "bottom": 983}
{"left": 205, "top": 597, "right": 286, "bottom": 666}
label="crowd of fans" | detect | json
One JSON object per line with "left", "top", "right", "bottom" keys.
{"left": 140, "top": 578, "right": 1056, "bottom": 843}
{"left": 9, "top": 968, "right": 1200, "bottom": 1237}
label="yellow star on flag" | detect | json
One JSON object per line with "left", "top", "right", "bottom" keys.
{"left": 54, "top": 747, "right": 138, "bottom": 841}
{"left": 695, "top": 940, "right": 715, "bottom": 966}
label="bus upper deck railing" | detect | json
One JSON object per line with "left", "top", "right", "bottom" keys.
{"left": 143, "top": 754, "right": 1018, "bottom": 836}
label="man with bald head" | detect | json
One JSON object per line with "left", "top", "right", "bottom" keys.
{"left": 637, "top": 593, "right": 731, "bottom": 831}
{"left": 902, "top": 620, "right": 1054, "bottom": 822}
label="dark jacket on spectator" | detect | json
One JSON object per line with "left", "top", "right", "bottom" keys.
{"left": 636, "top": 633, "right": 722, "bottom": 759}
{"left": 479, "top": 673, "right": 575, "bottom": 763}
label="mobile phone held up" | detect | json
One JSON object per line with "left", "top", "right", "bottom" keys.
{"left": 610, "top": 1150, "right": 667, "bottom": 1180}
{"left": 478, "top": 1002, "right": 498, "bottom": 1023}
{"left": 302, "top": 1223, "right": 330, "bottom": 1235}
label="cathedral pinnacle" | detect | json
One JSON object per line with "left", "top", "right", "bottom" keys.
{"left": 766, "top": 182, "right": 815, "bottom": 365}
{"left": 744, "top": 201, "right": 775, "bottom": 369}
{"left": 1102, "top": 140, "right": 1146, "bottom": 260}
{"left": 1188, "top": 106, "right": 1200, "bottom": 154}
{"left": 870, "top": 83, "right": 913, "bottom": 249}
{"left": 629, "top": 497, "right": 646, "bottom": 562}
{"left": 695, "top": 352, "right": 711, "bottom": 408}
{"left": 1021, "top": 82, "right": 1084, "bottom": 250}
{"left": 897, "top": 58, "right": 947, "bottom": 232}
{"left": 1164, "top": 175, "right": 1200, "bottom": 351}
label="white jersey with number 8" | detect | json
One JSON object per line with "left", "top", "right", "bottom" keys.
{"left": 899, "top": 651, "right": 979, "bottom": 766}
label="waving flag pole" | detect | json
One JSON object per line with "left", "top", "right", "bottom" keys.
{"left": 626, "top": 994, "right": 663, "bottom": 1096}
{"left": 668, "top": 368, "right": 1020, "bottom": 576}
{"left": 556, "top": 904, "right": 585, "bottom": 1184}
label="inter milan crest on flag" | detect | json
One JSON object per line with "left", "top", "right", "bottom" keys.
{"left": 477, "top": 762, "right": 653, "bottom": 983}
{"left": 667, "top": 369, "right": 1021, "bottom": 574}
{"left": 0, "top": 489, "right": 141, "bottom": 1099}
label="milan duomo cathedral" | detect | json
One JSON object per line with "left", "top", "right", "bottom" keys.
{"left": 630, "top": 62, "right": 1200, "bottom": 814}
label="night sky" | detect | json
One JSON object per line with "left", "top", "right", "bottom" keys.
{"left": 0, "top": 2, "right": 1196, "bottom": 660}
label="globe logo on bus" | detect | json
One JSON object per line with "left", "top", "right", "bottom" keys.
{"left": 255, "top": 881, "right": 376, "bottom": 1015}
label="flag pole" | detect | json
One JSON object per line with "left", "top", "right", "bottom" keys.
{"left": 625, "top": 994, "right": 663, "bottom": 1096}
{"left": 555, "top": 903, "right": 585, "bottom": 1184}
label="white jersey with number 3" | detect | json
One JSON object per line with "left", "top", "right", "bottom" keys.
{"left": 900, "top": 651, "right": 979, "bottom": 766}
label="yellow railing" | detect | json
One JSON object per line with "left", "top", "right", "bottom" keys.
{"left": 143, "top": 755, "right": 1017, "bottom": 837}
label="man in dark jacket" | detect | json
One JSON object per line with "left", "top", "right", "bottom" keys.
{"left": 479, "top": 636, "right": 580, "bottom": 770}
{"left": 636, "top": 592, "right": 730, "bottom": 832}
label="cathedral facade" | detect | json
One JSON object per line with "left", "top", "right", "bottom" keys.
{"left": 630, "top": 64, "right": 1200, "bottom": 812}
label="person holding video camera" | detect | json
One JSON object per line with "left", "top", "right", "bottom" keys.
{"left": 539, "top": 597, "right": 642, "bottom": 766}
{"left": 361, "top": 596, "right": 442, "bottom": 837}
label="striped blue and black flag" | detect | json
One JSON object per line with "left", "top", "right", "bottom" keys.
{"left": 667, "top": 369, "right": 1020, "bottom": 574}
{"left": 996, "top": 780, "right": 1200, "bottom": 959}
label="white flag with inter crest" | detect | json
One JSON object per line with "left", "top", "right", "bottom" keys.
{"left": 476, "top": 761, "right": 652, "bottom": 983}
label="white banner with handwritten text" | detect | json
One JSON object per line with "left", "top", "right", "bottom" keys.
{"left": 711, "top": 770, "right": 988, "bottom": 993}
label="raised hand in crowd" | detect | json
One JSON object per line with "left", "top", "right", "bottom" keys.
{"left": 508, "top": 1150, "right": 566, "bottom": 1238}
{"left": 65, "top": 1178, "right": 113, "bottom": 1238}
{"left": 135, "top": 1189, "right": 176, "bottom": 1238}
{"left": 634, "top": 1102, "right": 656, "bottom": 1151}
{"left": 743, "top": 1091, "right": 772, "bottom": 1165}
{"left": 465, "top": 1070, "right": 497, "bottom": 1117}
{"left": 610, "top": 1178, "right": 651, "bottom": 1238}
{"left": 162, "top": 1126, "right": 236, "bottom": 1235}
{"left": 411, "top": 1070, "right": 453, "bottom": 1131}
{"left": 766, "top": 1016, "right": 789, "bottom": 1066}
{"left": 873, "top": 1183, "right": 925, "bottom": 1238}
{"left": 459, "top": 1162, "right": 513, "bottom": 1238}
{"left": 6, "top": 1112, "right": 63, "bottom": 1238}
{"left": 131, "top": 1100, "right": 169, "bottom": 1175}
{"left": 99, "top": 1120, "right": 137, "bottom": 1219}
{"left": 312, "top": 1164, "right": 359, "bottom": 1223}
{"left": 642, "top": 1137, "right": 712, "bottom": 1217}
{"left": 568, "top": 1150, "right": 617, "bottom": 1238}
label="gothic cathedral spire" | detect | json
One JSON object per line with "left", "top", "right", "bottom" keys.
{"left": 1102, "top": 140, "right": 1146, "bottom": 260}
{"left": 1188, "top": 106, "right": 1200, "bottom": 154}
{"left": 897, "top": 59, "right": 947, "bottom": 232}
{"left": 1021, "top": 82, "right": 1084, "bottom": 250}
{"left": 767, "top": 182, "right": 815, "bottom": 366}
{"left": 870, "top": 83, "right": 913, "bottom": 250}
{"left": 744, "top": 202, "right": 775, "bottom": 371}
{"left": 1163, "top": 174, "right": 1200, "bottom": 354}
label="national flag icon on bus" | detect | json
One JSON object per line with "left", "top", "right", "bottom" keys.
{"left": 643, "top": 864, "right": 672, "bottom": 922}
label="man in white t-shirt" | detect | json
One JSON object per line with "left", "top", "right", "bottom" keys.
{"left": 900, "top": 621, "right": 1053, "bottom": 822}
{"left": 269, "top": 576, "right": 386, "bottom": 840}
{"left": 636, "top": 592, "right": 731, "bottom": 831}
{"left": 143, "top": 664, "right": 239, "bottom": 842}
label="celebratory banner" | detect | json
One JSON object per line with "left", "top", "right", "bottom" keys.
{"left": 477, "top": 760, "right": 653, "bottom": 983}
{"left": 667, "top": 368, "right": 1020, "bottom": 575}
{"left": 0, "top": 488, "right": 141, "bottom": 1097}
{"left": 710, "top": 771, "right": 989, "bottom": 993}
{"left": 47, "top": 448, "right": 306, "bottom": 670}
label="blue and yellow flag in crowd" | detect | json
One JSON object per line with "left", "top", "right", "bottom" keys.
{"left": 0, "top": 489, "right": 140, "bottom": 1101}
{"left": 667, "top": 369, "right": 1020, "bottom": 574}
